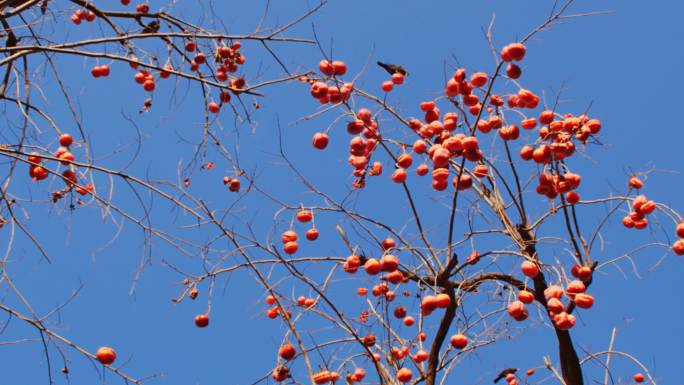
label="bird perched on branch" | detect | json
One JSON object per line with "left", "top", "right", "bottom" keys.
{"left": 493, "top": 368, "right": 518, "bottom": 383}
{"left": 377, "top": 61, "right": 409, "bottom": 76}
{"left": 142, "top": 20, "right": 160, "bottom": 34}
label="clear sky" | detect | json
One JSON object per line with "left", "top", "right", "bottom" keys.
{"left": 2, "top": 1, "right": 684, "bottom": 384}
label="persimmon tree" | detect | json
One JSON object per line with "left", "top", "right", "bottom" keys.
{"left": 0, "top": 1, "right": 679, "bottom": 385}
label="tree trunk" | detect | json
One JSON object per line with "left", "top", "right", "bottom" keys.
{"left": 425, "top": 283, "right": 457, "bottom": 385}
{"left": 556, "top": 329, "right": 584, "bottom": 385}
{"left": 518, "top": 225, "right": 584, "bottom": 385}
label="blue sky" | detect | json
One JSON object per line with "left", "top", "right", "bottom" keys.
{"left": 2, "top": 1, "right": 684, "bottom": 384}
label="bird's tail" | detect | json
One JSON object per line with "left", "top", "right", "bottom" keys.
{"left": 377, "top": 61, "right": 390, "bottom": 70}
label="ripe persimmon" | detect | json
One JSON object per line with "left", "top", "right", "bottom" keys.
{"left": 419, "top": 101, "right": 436, "bottom": 112}
{"left": 676, "top": 223, "right": 684, "bottom": 238}
{"left": 632, "top": 195, "right": 647, "bottom": 211}
{"left": 633, "top": 219, "right": 648, "bottom": 229}
{"left": 421, "top": 295, "right": 438, "bottom": 313}
{"left": 380, "top": 254, "right": 399, "bottom": 272}
{"left": 573, "top": 293, "right": 594, "bottom": 309}
{"left": 143, "top": 79, "right": 155, "bottom": 91}
{"left": 539, "top": 110, "right": 554, "bottom": 124}
{"left": 296, "top": 209, "right": 312, "bottom": 223}
{"left": 566, "top": 191, "right": 580, "bottom": 205}
{"left": 387, "top": 270, "right": 404, "bottom": 283}
{"left": 397, "top": 153, "right": 413, "bottom": 168}
{"left": 58, "top": 151, "right": 74, "bottom": 165}
{"left": 520, "top": 261, "right": 540, "bottom": 278}
{"left": 382, "top": 237, "right": 396, "bottom": 250}
{"left": 356, "top": 110, "right": 373, "bottom": 125}
{"left": 547, "top": 297, "right": 565, "bottom": 314}
{"left": 623, "top": 216, "right": 635, "bottom": 228}
{"left": 450, "top": 334, "right": 468, "bottom": 349}
{"left": 521, "top": 118, "right": 536, "bottom": 129}
{"left": 364, "top": 258, "right": 381, "bottom": 275}
{"left": 30, "top": 166, "right": 49, "bottom": 181}
{"left": 518, "top": 290, "right": 534, "bottom": 304}
{"left": 520, "top": 145, "right": 534, "bottom": 160}
{"left": 629, "top": 176, "right": 643, "bottom": 189}
{"left": 194, "top": 313, "right": 209, "bottom": 328}
{"left": 435, "top": 293, "right": 451, "bottom": 308}
{"left": 392, "top": 73, "right": 404, "bottom": 85}
{"left": 412, "top": 140, "right": 427, "bottom": 154}
{"left": 279, "top": 343, "right": 296, "bottom": 360}
{"left": 319, "top": 60, "right": 334, "bottom": 76}
{"left": 281, "top": 230, "right": 297, "bottom": 243}
{"left": 453, "top": 174, "right": 473, "bottom": 190}
{"left": 396, "top": 368, "right": 413, "bottom": 383}
{"left": 311, "top": 132, "right": 329, "bottom": 149}
{"left": 183, "top": 40, "right": 196, "bottom": 52}
{"left": 470, "top": 72, "right": 488, "bottom": 87}
{"left": 194, "top": 53, "right": 206, "bottom": 65}
{"left": 62, "top": 170, "right": 78, "bottom": 186}
{"left": 577, "top": 266, "right": 592, "bottom": 280}
{"left": 362, "top": 333, "right": 376, "bottom": 346}
{"left": 59, "top": 134, "right": 73, "bottom": 147}
{"left": 566, "top": 280, "right": 586, "bottom": 295}
{"left": 392, "top": 168, "right": 407, "bottom": 183}
{"left": 393, "top": 306, "right": 407, "bottom": 319}
{"left": 639, "top": 200, "right": 656, "bottom": 215}
{"left": 331, "top": 60, "right": 347, "bottom": 76}
{"left": 350, "top": 368, "right": 366, "bottom": 382}
{"left": 508, "top": 300, "right": 529, "bottom": 321}
{"left": 272, "top": 366, "right": 289, "bottom": 381}
{"left": 672, "top": 239, "right": 684, "bottom": 255}
{"left": 305, "top": 228, "right": 319, "bottom": 241}
{"left": 266, "top": 307, "right": 280, "bottom": 319}
{"left": 506, "top": 63, "right": 522, "bottom": 79}
{"left": 544, "top": 285, "right": 564, "bottom": 300}
{"left": 27, "top": 152, "right": 42, "bottom": 165}
{"left": 473, "top": 164, "right": 488, "bottom": 178}
{"left": 502, "top": 43, "right": 526, "bottom": 61}
{"left": 553, "top": 311, "right": 576, "bottom": 330}
{"left": 208, "top": 102, "right": 220, "bottom": 113}
{"left": 96, "top": 346, "right": 116, "bottom": 365}
{"left": 283, "top": 241, "right": 299, "bottom": 254}
{"left": 413, "top": 350, "right": 428, "bottom": 363}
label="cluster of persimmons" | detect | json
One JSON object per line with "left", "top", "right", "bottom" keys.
{"left": 20, "top": 13, "right": 670, "bottom": 381}
{"left": 252, "top": 38, "right": 678, "bottom": 384}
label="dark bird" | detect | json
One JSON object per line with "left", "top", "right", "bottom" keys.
{"left": 494, "top": 368, "right": 518, "bottom": 383}
{"left": 377, "top": 61, "right": 409, "bottom": 76}
{"left": 142, "top": 20, "right": 160, "bottom": 34}
{"left": 4, "top": 33, "right": 17, "bottom": 48}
